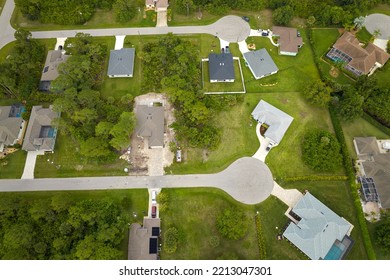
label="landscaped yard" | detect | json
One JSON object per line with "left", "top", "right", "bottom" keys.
{"left": 0, "top": 150, "right": 27, "bottom": 179}
{"left": 34, "top": 134, "right": 129, "bottom": 178}
{"left": 341, "top": 117, "right": 390, "bottom": 158}
{"left": 367, "top": 219, "right": 390, "bottom": 260}
{"left": 280, "top": 180, "right": 368, "bottom": 260}
{"left": 159, "top": 187, "right": 305, "bottom": 260}
{"left": 11, "top": 8, "right": 156, "bottom": 31}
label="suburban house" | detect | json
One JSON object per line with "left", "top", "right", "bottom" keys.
{"left": 0, "top": 105, "right": 26, "bottom": 152}
{"left": 354, "top": 137, "right": 390, "bottom": 208}
{"left": 136, "top": 105, "right": 164, "bottom": 149}
{"left": 208, "top": 53, "right": 235, "bottom": 83}
{"left": 39, "top": 50, "right": 70, "bottom": 91}
{"left": 243, "top": 48, "right": 279, "bottom": 79}
{"left": 251, "top": 100, "right": 293, "bottom": 145}
{"left": 283, "top": 191, "right": 354, "bottom": 260}
{"left": 22, "top": 105, "right": 59, "bottom": 152}
{"left": 145, "top": 0, "right": 168, "bottom": 10}
{"left": 272, "top": 26, "right": 303, "bottom": 56}
{"left": 107, "top": 48, "right": 135, "bottom": 78}
{"left": 326, "top": 32, "right": 390, "bottom": 76}
{"left": 128, "top": 218, "right": 161, "bottom": 260}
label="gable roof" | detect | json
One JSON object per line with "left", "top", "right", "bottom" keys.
{"left": 272, "top": 26, "right": 302, "bottom": 54}
{"left": 39, "top": 50, "right": 70, "bottom": 90}
{"left": 283, "top": 192, "right": 353, "bottom": 260}
{"left": 107, "top": 48, "right": 135, "bottom": 76}
{"left": 0, "top": 105, "right": 24, "bottom": 147}
{"left": 128, "top": 218, "right": 160, "bottom": 260}
{"left": 22, "top": 105, "right": 59, "bottom": 151}
{"left": 251, "top": 100, "right": 293, "bottom": 144}
{"left": 243, "top": 49, "right": 278, "bottom": 79}
{"left": 332, "top": 32, "right": 390, "bottom": 74}
{"left": 136, "top": 105, "right": 164, "bottom": 147}
{"left": 208, "top": 53, "right": 235, "bottom": 81}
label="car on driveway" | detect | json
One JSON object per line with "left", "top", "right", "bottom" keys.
{"left": 151, "top": 190, "right": 157, "bottom": 204}
{"left": 151, "top": 206, "right": 157, "bottom": 218}
{"left": 176, "top": 150, "right": 182, "bottom": 162}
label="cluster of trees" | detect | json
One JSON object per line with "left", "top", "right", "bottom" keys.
{"left": 301, "top": 129, "right": 342, "bottom": 172}
{"left": 375, "top": 215, "right": 390, "bottom": 252}
{"left": 0, "top": 195, "right": 127, "bottom": 259}
{"left": 52, "top": 33, "right": 135, "bottom": 160}
{"left": 0, "top": 30, "right": 45, "bottom": 100}
{"left": 15, "top": 0, "right": 143, "bottom": 24}
{"left": 173, "top": 0, "right": 265, "bottom": 15}
{"left": 141, "top": 34, "right": 241, "bottom": 150}
{"left": 216, "top": 207, "right": 249, "bottom": 240}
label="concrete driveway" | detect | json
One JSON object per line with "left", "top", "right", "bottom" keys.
{"left": 156, "top": 10, "right": 168, "bottom": 27}
{"left": 364, "top": 14, "right": 390, "bottom": 39}
{"left": 21, "top": 151, "right": 45, "bottom": 179}
{"left": 0, "top": 157, "right": 274, "bottom": 205}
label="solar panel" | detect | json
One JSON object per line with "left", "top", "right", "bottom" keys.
{"left": 152, "top": 227, "right": 160, "bottom": 237}
{"left": 149, "top": 238, "right": 158, "bottom": 254}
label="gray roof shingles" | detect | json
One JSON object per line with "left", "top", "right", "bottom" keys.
{"left": 136, "top": 105, "right": 164, "bottom": 148}
{"left": 107, "top": 48, "right": 135, "bottom": 77}
{"left": 243, "top": 49, "right": 278, "bottom": 79}
{"left": 208, "top": 53, "right": 235, "bottom": 81}
{"left": 0, "top": 106, "right": 24, "bottom": 147}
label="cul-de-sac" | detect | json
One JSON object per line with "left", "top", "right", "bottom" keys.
{"left": 0, "top": 0, "right": 389, "bottom": 260}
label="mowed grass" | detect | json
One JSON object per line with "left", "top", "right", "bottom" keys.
{"left": 367, "top": 219, "right": 390, "bottom": 260}
{"left": 367, "top": 3, "right": 390, "bottom": 15}
{"left": 34, "top": 134, "right": 129, "bottom": 178}
{"left": 159, "top": 188, "right": 306, "bottom": 260}
{"left": 0, "top": 189, "right": 149, "bottom": 259}
{"left": 11, "top": 8, "right": 156, "bottom": 31}
{"left": 0, "top": 150, "right": 27, "bottom": 179}
{"left": 258, "top": 92, "right": 344, "bottom": 179}
{"left": 0, "top": 39, "right": 56, "bottom": 63}
{"left": 341, "top": 117, "right": 390, "bottom": 157}
{"left": 281, "top": 180, "right": 368, "bottom": 260}
{"left": 356, "top": 27, "right": 372, "bottom": 44}
{"left": 310, "top": 28, "right": 354, "bottom": 85}
{"left": 243, "top": 30, "right": 320, "bottom": 93}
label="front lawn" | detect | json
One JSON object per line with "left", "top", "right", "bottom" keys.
{"left": 243, "top": 30, "right": 320, "bottom": 93}
{"left": 280, "top": 180, "right": 368, "bottom": 260}
{"left": 159, "top": 188, "right": 305, "bottom": 260}
{"left": 34, "top": 134, "right": 129, "bottom": 178}
{"left": 0, "top": 150, "right": 27, "bottom": 179}
{"left": 367, "top": 219, "right": 390, "bottom": 260}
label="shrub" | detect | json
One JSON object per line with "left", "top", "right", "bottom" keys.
{"left": 216, "top": 207, "right": 249, "bottom": 240}
{"left": 163, "top": 227, "right": 178, "bottom": 254}
{"left": 255, "top": 214, "right": 267, "bottom": 259}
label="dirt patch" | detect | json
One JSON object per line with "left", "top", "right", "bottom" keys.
{"left": 300, "top": 111, "right": 307, "bottom": 118}
{"left": 247, "top": 43, "right": 256, "bottom": 50}
{"left": 125, "top": 93, "right": 175, "bottom": 176}
{"left": 280, "top": 98, "right": 289, "bottom": 104}
{"left": 329, "top": 66, "right": 339, "bottom": 78}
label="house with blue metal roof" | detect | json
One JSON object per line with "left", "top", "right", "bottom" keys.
{"left": 283, "top": 191, "right": 354, "bottom": 260}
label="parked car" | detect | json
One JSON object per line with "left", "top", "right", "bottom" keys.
{"left": 266, "top": 142, "right": 274, "bottom": 151}
{"left": 176, "top": 150, "right": 182, "bottom": 162}
{"left": 151, "top": 190, "right": 157, "bottom": 204}
{"left": 242, "top": 16, "right": 250, "bottom": 22}
{"left": 297, "top": 31, "right": 301, "bottom": 37}
{"left": 151, "top": 206, "right": 157, "bottom": 218}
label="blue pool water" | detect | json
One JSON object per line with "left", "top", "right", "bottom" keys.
{"left": 324, "top": 243, "right": 345, "bottom": 260}
{"left": 15, "top": 107, "right": 26, "bottom": 118}
{"left": 47, "top": 128, "right": 55, "bottom": 138}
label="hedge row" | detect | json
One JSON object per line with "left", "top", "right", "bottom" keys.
{"left": 255, "top": 214, "right": 267, "bottom": 260}
{"left": 283, "top": 175, "right": 348, "bottom": 182}
{"left": 329, "top": 107, "right": 376, "bottom": 260}
{"left": 362, "top": 111, "right": 390, "bottom": 136}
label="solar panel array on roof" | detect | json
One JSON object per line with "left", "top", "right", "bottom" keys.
{"left": 149, "top": 238, "right": 158, "bottom": 254}
{"left": 359, "top": 177, "right": 380, "bottom": 202}
{"left": 152, "top": 227, "right": 160, "bottom": 237}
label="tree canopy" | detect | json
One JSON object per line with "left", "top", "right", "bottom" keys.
{"left": 216, "top": 207, "right": 249, "bottom": 240}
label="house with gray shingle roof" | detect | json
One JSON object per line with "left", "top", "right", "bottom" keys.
{"left": 283, "top": 192, "right": 354, "bottom": 260}
{"left": 39, "top": 50, "right": 70, "bottom": 91}
{"left": 243, "top": 49, "right": 278, "bottom": 79}
{"left": 107, "top": 48, "right": 135, "bottom": 78}
{"left": 0, "top": 105, "right": 26, "bottom": 152}
{"left": 251, "top": 100, "right": 293, "bottom": 145}
{"left": 136, "top": 105, "right": 164, "bottom": 149}
{"left": 128, "top": 218, "right": 161, "bottom": 260}
{"left": 208, "top": 53, "right": 235, "bottom": 83}
{"left": 22, "top": 105, "right": 59, "bottom": 152}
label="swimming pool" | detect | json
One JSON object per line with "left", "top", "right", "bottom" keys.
{"left": 324, "top": 243, "right": 345, "bottom": 260}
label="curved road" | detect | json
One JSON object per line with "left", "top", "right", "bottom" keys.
{"left": 0, "top": 157, "right": 274, "bottom": 205}
{"left": 0, "top": 0, "right": 250, "bottom": 48}
{"left": 364, "top": 13, "right": 390, "bottom": 40}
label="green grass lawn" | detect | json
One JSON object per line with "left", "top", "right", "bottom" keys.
{"left": 159, "top": 187, "right": 305, "bottom": 260}
{"left": 341, "top": 117, "right": 390, "bottom": 158}
{"left": 0, "top": 39, "right": 56, "bottom": 63}
{"left": 374, "top": 61, "right": 390, "bottom": 88}
{"left": 367, "top": 219, "right": 390, "bottom": 260}
{"left": 356, "top": 27, "right": 372, "bottom": 44}
{"left": 202, "top": 59, "right": 245, "bottom": 93}
{"left": 11, "top": 7, "right": 156, "bottom": 31}
{"left": 34, "top": 134, "right": 129, "bottom": 178}
{"left": 0, "top": 150, "right": 27, "bottom": 179}
{"left": 281, "top": 180, "right": 368, "bottom": 259}
{"left": 367, "top": 3, "right": 390, "bottom": 15}
{"left": 243, "top": 30, "right": 320, "bottom": 93}
{"left": 0, "top": 0, "right": 5, "bottom": 16}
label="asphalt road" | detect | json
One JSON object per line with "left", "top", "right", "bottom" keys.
{"left": 0, "top": 157, "right": 274, "bottom": 205}
{"left": 364, "top": 13, "right": 390, "bottom": 40}
{"left": 0, "top": 0, "right": 15, "bottom": 49}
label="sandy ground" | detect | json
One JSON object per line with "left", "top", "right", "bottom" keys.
{"left": 123, "top": 93, "right": 175, "bottom": 176}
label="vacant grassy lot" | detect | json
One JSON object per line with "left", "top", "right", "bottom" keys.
{"left": 368, "top": 3, "right": 390, "bottom": 15}
{"left": 159, "top": 188, "right": 305, "bottom": 260}
{"left": 281, "top": 180, "right": 368, "bottom": 260}
{"left": 341, "top": 117, "right": 390, "bottom": 157}
{"left": 11, "top": 8, "right": 156, "bottom": 31}
{"left": 243, "top": 30, "right": 320, "bottom": 93}
{"left": 34, "top": 134, "right": 128, "bottom": 178}
{"left": 0, "top": 150, "right": 27, "bottom": 179}
{"left": 202, "top": 59, "right": 245, "bottom": 93}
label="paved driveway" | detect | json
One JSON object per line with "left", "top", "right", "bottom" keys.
{"left": 0, "top": 0, "right": 16, "bottom": 49}
{"left": 21, "top": 151, "right": 45, "bottom": 179}
{"left": 364, "top": 14, "right": 390, "bottom": 39}
{"left": 0, "top": 157, "right": 274, "bottom": 205}
{"left": 156, "top": 10, "right": 168, "bottom": 27}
